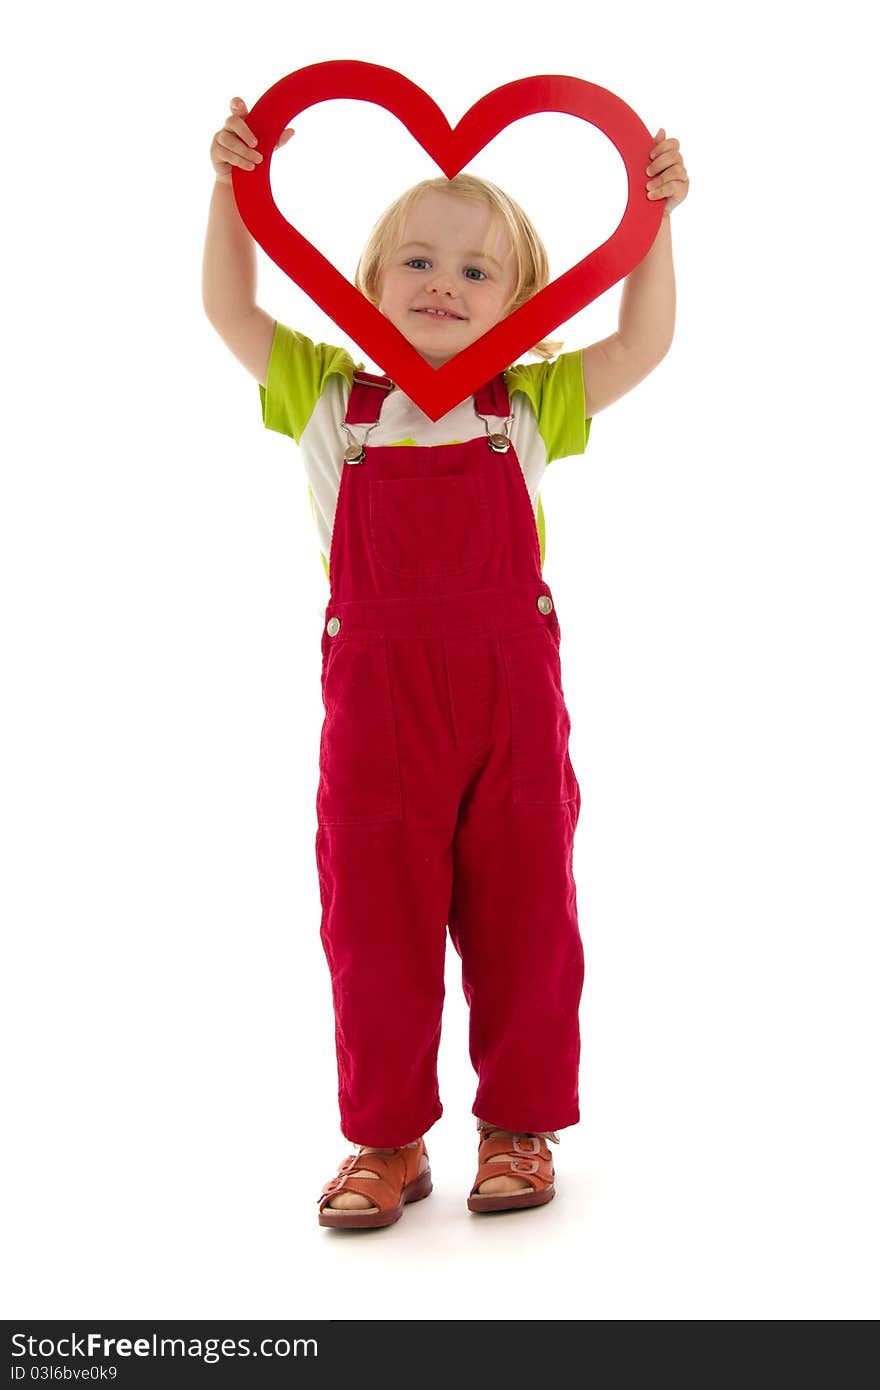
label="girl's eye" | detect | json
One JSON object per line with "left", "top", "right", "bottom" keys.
{"left": 404, "top": 259, "right": 486, "bottom": 281}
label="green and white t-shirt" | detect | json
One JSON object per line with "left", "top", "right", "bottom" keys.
{"left": 259, "top": 320, "right": 592, "bottom": 581}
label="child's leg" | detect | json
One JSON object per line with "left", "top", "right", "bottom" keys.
{"left": 316, "top": 820, "right": 449, "bottom": 1147}
{"left": 447, "top": 738, "right": 584, "bottom": 1136}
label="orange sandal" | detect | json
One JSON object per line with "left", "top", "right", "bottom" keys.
{"left": 317, "top": 1139, "right": 433, "bottom": 1229}
{"left": 467, "top": 1125, "right": 558, "bottom": 1213}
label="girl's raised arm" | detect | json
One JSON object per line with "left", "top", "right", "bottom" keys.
{"left": 202, "top": 97, "right": 294, "bottom": 387}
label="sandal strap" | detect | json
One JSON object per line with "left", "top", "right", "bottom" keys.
{"left": 472, "top": 1132, "right": 555, "bottom": 1194}
{"left": 317, "top": 1142, "right": 426, "bottom": 1209}
{"left": 317, "top": 1173, "right": 396, "bottom": 1212}
{"left": 471, "top": 1152, "right": 555, "bottom": 1194}
{"left": 477, "top": 1132, "right": 554, "bottom": 1162}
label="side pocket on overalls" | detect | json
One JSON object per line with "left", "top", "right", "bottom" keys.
{"left": 500, "top": 625, "right": 579, "bottom": 805}
{"left": 317, "top": 635, "right": 403, "bottom": 825}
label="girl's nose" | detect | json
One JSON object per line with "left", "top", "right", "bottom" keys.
{"left": 427, "top": 270, "right": 456, "bottom": 294}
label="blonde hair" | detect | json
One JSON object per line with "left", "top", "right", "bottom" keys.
{"left": 354, "top": 172, "right": 564, "bottom": 361}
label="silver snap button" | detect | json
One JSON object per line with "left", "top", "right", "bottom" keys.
{"left": 537, "top": 595, "right": 553, "bottom": 615}
{"left": 327, "top": 617, "right": 341, "bottom": 636}
{"left": 487, "top": 433, "right": 510, "bottom": 453}
{"left": 343, "top": 444, "right": 365, "bottom": 464}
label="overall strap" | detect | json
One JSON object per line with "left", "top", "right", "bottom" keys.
{"left": 345, "top": 371, "right": 395, "bottom": 425}
{"left": 474, "top": 372, "right": 511, "bottom": 418}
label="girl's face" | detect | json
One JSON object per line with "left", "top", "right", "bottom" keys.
{"left": 376, "top": 190, "right": 517, "bottom": 369}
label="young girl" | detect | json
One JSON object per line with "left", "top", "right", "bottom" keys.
{"left": 204, "top": 95, "right": 686, "bottom": 1229}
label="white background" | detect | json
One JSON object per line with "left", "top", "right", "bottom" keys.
{"left": 2, "top": 0, "right": 878, "bottom": 1321}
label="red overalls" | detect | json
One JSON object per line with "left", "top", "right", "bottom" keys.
{"left": 315, "top": 368, "right": 584, "bottom": 1148}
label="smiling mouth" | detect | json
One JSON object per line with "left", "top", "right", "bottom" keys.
{"left": 414, "top": 308, "right": 465, "bottom": 321}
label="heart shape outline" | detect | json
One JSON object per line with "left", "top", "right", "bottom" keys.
{"left": 232, "top": 61, "right": 663, "bottom": 420}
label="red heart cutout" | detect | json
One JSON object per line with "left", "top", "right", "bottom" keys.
{"left": 232, "top": 61, "right": 662, "bottom": 420}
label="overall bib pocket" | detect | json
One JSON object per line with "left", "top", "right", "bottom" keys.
{"left": 369, "top": 474, "right": 491, "bottom": 578}
{"left": 318, "top": 636, "right": 403, "bottom": 825}
{"left": 500, "top": 625, "right": 579, "bottom": 805}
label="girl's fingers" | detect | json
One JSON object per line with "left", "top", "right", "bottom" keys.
{"left": 223, "top": 114, "right": 259, "bottom": 148}
{"left": 216, "top": 128, "right": 262, "bottom": 166}
{"left": 646, "top": 150, "right": 684, "bottom": 177}
{"left": 644, "top": 129, "right": 688, "bottom": 200}
{"left": 648, "top": 133, "right": 679, "bottom": 160}
{"left": 225, "top": 98, "right": 296, "bottom": 154}
{"left": 223, "top": 99, "right": 261, "bottom": 149}
{"left": 228, "top": 98, "right": 256, "bottom": 143}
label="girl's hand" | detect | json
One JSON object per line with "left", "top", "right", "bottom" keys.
{"left": 210, "top": 96, "right": 295, "bottom": 185}
{"left": 645, "top": 129, "right": 689, "bottom": 218}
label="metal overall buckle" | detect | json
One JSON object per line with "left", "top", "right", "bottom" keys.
{"left": 342, "top": 374, "right": 394, "bottom": 464}
{"left": 341, "top": 419, "right": 383, "bottom": 465}
{"left": 473, "top": 399, "right": 513, "bottom": 453}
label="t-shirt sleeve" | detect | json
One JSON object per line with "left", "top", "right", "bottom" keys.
{"left": 505, "top": 349, "right": 592, "bottom": 464}
{"left": 258, "top": 320, "right": 363, "bottom": 444}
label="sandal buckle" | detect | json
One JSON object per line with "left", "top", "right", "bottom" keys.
{"left": 512, "top": 1135, "right": 542, "bottom": 1156}
{"left": 320, "top": 1153, "right": 359, "bottom": 1197}
{"left": 510, "top": 1158, "right": 540, "bottom": 1175}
